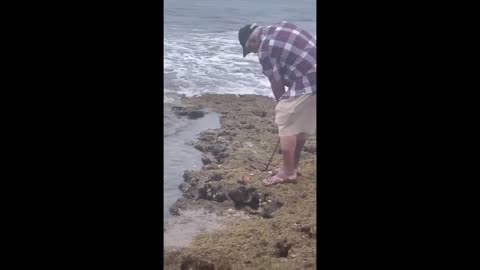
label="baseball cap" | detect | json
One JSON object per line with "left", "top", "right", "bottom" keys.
{"left": 238, "top": 23, "right": 258, "bottom": 57}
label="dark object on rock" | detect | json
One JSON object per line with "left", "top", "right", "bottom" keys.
{"left": 274, "top": 240, "right": 293, "bottom": 258}
{"left": 202, "top": 156, "right": 212, "bottom": 165}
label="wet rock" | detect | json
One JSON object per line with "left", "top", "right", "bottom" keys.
{"left": 171, "top": 106, "right": 184, "bottom": 112}
{"left": 252, "top": 110, "right": 267, "bottom": 117}
{"left": 202, "top": 129, "right": 218, "bottom": 136}
{"left": 216, "top": 152, "right": 229, "bottom": 163}
{"left": 259, "top": 193, "right": 269, "bottom": 203}
{"left": 227, "top": 186, "right": 247, "bottom": 206}
{"left": 227, "top": 186, "right": 260, "bottom": 208}
{"left": 193, "top": 142, "right": 207, "bottom": 152}
{"left": 244, "top": 205, "right": 260, "bottom": 215}
{"left": 218, "top": 129, "right": 230, "bottom": 136}
{"left": 199, "top": 134, "right": 216, "bottom": 142}
{"left": 274, "top": 240, "right": 293, "bottom": 258}
{"left": 194, "top": 186, "right": 207, "bottom": 200}
{"left": 303, "top": 145, "right": 316, "bottom": 153}
{"left": 211, "top": 144, "right": 226, "bottom": 156}
{"left": 304, "top": 261, "right": 315, "bottom": 268}
{"left": 180, "top": 256, "right": 215, "bottom": 270}
{"left": 183, "top": 170, "right": 200, "bottom": 183}
{"left": 260, "top": 199, "right": 283, "bottom": 218}
{"left": 169, "top": 197, "right": 190, "bottom": 216}
{"left": 169, "top": 206, "right": 181, "bottom": 216}
{"left": 201, "top": 156, "right": 212, "bottom": 165}
{"left": 213, "top": 191, "right": 227, "bottom": 203}
{"left": 186, "top": 110, "right": 205, "bottom": 119}
{"left": 300, "top": 224, "right": 315, "bottom": 238}
{"left": 249, "top": 192, "right": 260, "bottom": 210}
{"left": 208, "top": 171, "right": 223, "bottom": 182}
{"left": 204, "top": 184, "right": 214, "bottom": 199}
{"left": 178, "top": 182, "right": 191, "bottom": 193}
{"left": 203, "top": 164, "right": 217, "bottom": 170}
{"left": 171, "top": 105, "right": 205, "bottom": 120}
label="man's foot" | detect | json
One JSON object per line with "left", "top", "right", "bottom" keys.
{"left": 263, "top": 171, "right": 297, "bottom": 186}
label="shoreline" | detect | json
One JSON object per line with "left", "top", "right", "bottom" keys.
{"left": 163, "top": 107, "right": 221, "bottom": 219}
{"left": 164, "top": 94, "right": 317, "bottom": 269}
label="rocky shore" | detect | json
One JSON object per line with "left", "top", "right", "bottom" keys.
{"left": 164, "top": 94, "right": 317, "bottom": 269}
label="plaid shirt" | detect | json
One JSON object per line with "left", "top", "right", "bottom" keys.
{"left": 258, "top": 22, "right": 316, "bottom": 100}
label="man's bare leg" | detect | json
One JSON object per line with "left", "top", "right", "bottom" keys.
{"left": 279, "top": 135, "right": 296, "bottom": 176}
{"left": 294, "top": 133, "right": 308, "bottom": 169}
{"left": 273, "top": 133, "right": 306, "bottom": 176}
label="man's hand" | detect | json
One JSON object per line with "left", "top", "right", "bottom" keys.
{"left": 269, "top": 77, "right": 285, "bottom": 102}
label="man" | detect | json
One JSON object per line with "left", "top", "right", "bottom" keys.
{"left": 238, "top": 21, "right": 316, "bottom": 186}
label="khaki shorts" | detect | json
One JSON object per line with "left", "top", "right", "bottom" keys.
{"left": 275, "top": 93, "right": 316, "bottom": 136}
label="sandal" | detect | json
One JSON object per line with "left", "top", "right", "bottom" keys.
{"left": 263, "top": 172, "right": 297, "bottom": 186}
{"left": 272, "top": 168, "right": 301, "bottom": 176}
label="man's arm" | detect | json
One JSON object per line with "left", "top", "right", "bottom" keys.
{"left": 259, "top": 54, "right": 285, "bottom": 101}
{"left": 269, "top": 77, "right": 285, "bottom": 102}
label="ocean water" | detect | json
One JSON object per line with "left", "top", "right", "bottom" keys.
{"left": 163, "top": 0, "right": 316, "bottom": 219}
{"left": 164, "top": 0, "right": 316, "bottom": 99}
